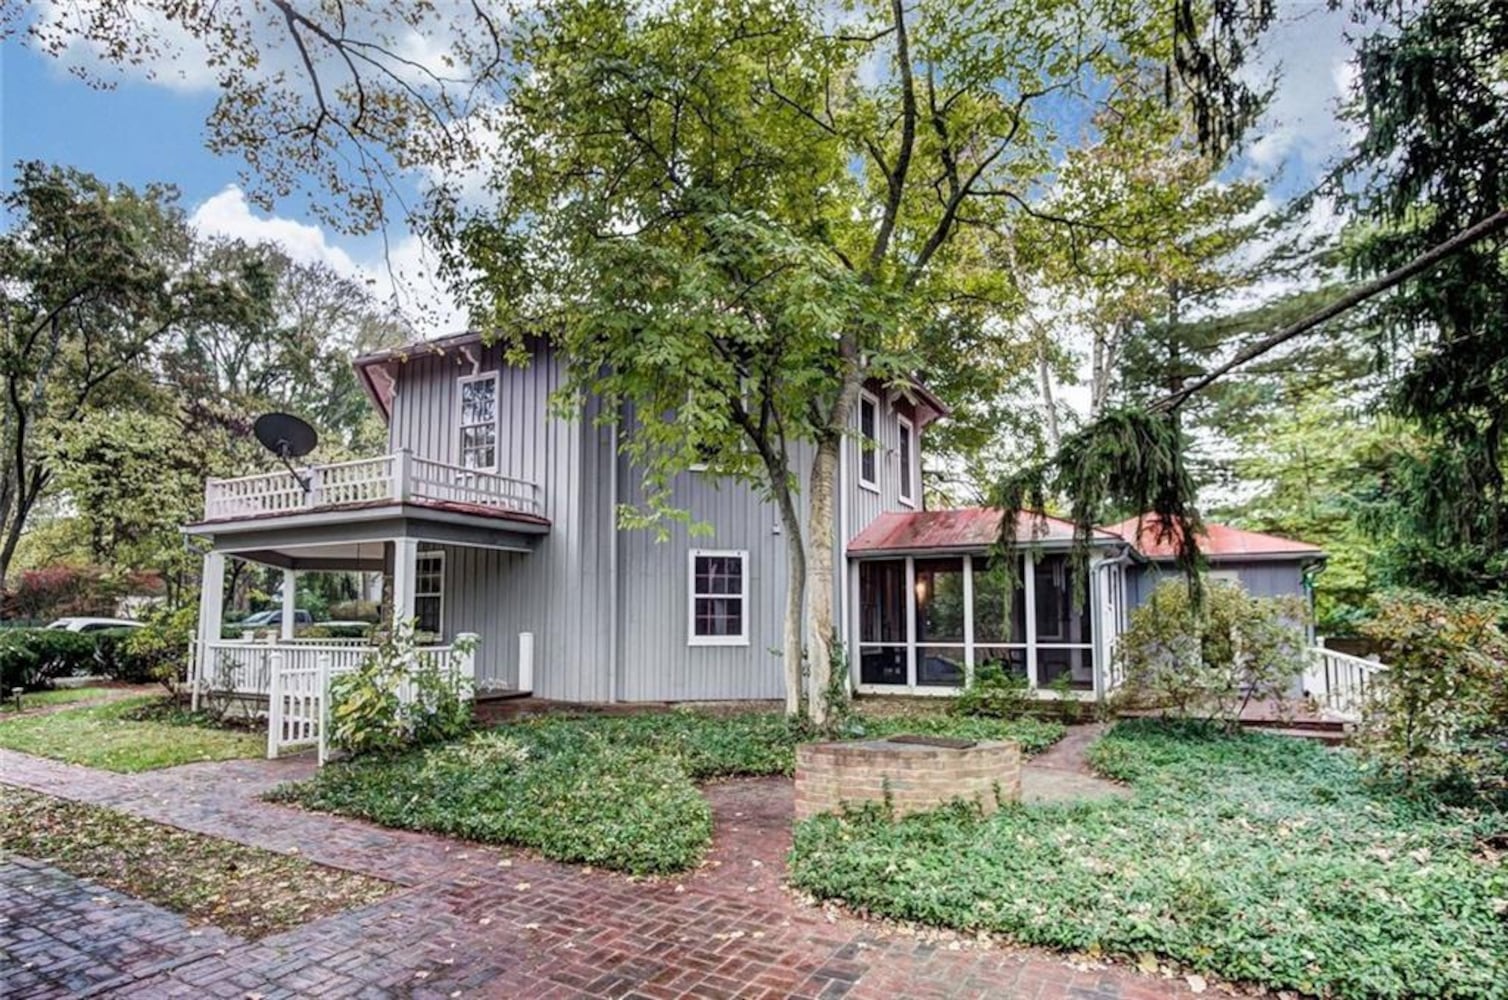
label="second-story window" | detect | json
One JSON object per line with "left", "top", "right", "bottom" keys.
{"left": 898, "top": 414, "right": 915, "bottom": 506}
{"left": 858, "top": 392, "right": 879, "bottom": 491}
{"left": 458, "top": 373, "right": 498, "bottom": 470}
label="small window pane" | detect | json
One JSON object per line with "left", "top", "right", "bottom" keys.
{"left": 859, "top": 645, "right": 906, "bottom": 685}
{"left": 859, "top": 561, "right": 906, "bottom": 643}
{"left": 916, "top": 646, "right": 965, "bottom": 687}
{"left": 1039, "top": 646, "right": 1094, "bottom": 689}
{"left": 461, "top": 378, "right": 496, "bottom": 423}
{"left": 899, "top": 421, "right": 913, "bottom": 499}
{"left": 1035, "top": 554, "right": 1092, "bottom": 644}
{"left": 860, "top": 397, "right": 877, "bottom": 483}
{"left": 973, "top": 557, "right": 1027, "bottom": 643}
{"left": 915, "top": 558, "right": 965, "bottom": 643}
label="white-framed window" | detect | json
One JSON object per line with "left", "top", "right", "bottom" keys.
{"left": 458, "top": 372, "right": 498, "bottom": 471}
{"left": 897, "top": 414, "right": 915, "bottom": 506}
{"left": 858, "top": 391, "right": 879, "bottom": 492}
{"left": 688, "top": 549, "right": 749, "bottom": 645}
{"left": 415, "top": 550, "right": 445, "bottom": 636}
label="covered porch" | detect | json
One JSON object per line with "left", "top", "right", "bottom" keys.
{"left": 183, "top": 504, "right": 549, "bottom": 705}
{"left": 847, "top": 509, "right": 1130, "bottom": 701}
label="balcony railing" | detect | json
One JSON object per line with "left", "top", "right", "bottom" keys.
{"left": 202, "top": 450, "right": 542, "bottom": 521}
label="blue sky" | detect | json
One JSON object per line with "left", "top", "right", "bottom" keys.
{"left": 1, "top": 5, "right": 1360, "bottom": 333}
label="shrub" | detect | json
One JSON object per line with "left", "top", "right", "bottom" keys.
{"left": 0, "top": 564, "right": 121, "bottom": 621}
{"left": 953, "top": 662, "right": 1032, "bottom": 718}
{"left": 0, "top": 629, "right": 99, "bottom": 690}
{"left": 1355, "top": 592, "right": 1508, "bottom": 805}
{"left": 327, "top": 621, "right": 474, "bottom": 755}
{"left": 121, "top": 605, "right": 199, "bottom": 688}
{"left": 1114, "top": 580, "right": 1308, "bottom": 726}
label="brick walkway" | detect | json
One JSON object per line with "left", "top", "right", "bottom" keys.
{"left": 0, "top": 734, "right": 1189, "bottom": 999}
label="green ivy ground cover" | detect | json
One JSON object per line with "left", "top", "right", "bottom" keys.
{"left": 273, "top": 709, "right": 1065, "bottom": 876}
{"left": 789, "top": 720, "right": 1508, "bottom": 999}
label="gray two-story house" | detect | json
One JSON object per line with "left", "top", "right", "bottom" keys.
{"left": 183, "top": 330, "right": 1328, "bottom": 719}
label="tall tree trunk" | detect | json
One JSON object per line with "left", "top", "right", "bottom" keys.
{"left": 772, "top": 486, "right": 807, "bottom": 716}
{"left": 1036, "top": 340, "right": 1061, "bottom": 451}
{"left": 804, "top": 433, "right": 843, "bottom": 726}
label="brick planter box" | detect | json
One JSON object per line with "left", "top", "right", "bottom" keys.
{"left": 794, "top": 737, "right": 1022, "bottom": 820}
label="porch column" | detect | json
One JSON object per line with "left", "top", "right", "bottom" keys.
{"left": 392, "top": 537, "right": 418, "bottom": 629}
{"left": 1024, "top": 553, "right": 1039, "bottom": 689}
{"left": 194, "top": 551, "right": 226, "bottom": 711}
{"left": 280, "top": 568, "right": 297, "bottom": 641}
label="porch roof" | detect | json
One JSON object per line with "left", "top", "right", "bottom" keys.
{"left": 184, "top": 504, "right": 546, "bottom": 569}
{"left": 847, "top": 508, "right": 1122, "bottom": 556}
{"left": 1101, "top": 514, "right": 1324, "bottom": 561}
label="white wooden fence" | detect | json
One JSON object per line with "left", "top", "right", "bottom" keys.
{"left": 264, "top": 635, "right": 479, "bottom": 764}
{"left": 1303, "top": 645, "right": 1387, "bottom": 718}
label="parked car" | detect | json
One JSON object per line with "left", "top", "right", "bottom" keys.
{"left": 45, "top": 617, "right": 143, "bottom": 633}
{"left": 233, "top": 609, "right": 314, "bottom": 628}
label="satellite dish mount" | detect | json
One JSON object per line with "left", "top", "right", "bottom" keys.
{"left": 253, "top": 413, "right": 319, "bottom": 494}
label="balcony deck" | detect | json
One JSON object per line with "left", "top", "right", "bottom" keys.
{"left": 200, "top": 451, "right": 544, "bottom": 525}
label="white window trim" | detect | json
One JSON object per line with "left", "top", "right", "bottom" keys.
{"left": 415, "top": 550, "right": 445, "bottom": 638}
{"left": 857, "top": 390, "right": 880, "bottom": 493}
{"left": 688, "top": 549, "right": 750, "bottom": 646}
{"left": 457, "top": 371, "right": 500, "bottom": 473}
{"left": 897, "top": 414, "right": 915, "bottom": 507}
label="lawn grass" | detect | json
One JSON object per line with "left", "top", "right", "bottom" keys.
{"left": 789, "top": 719, "right": 1508, "bottom": 1000}
{"left": 273, "top": 709, "right": 1066, "bottom": 876}
{"left": 0, "top": 696, "right": 264, "bottom": 771}
{"left": 0, "top": 686, "right": 116, "bottom": 712}
{"left": 0, "top": 787, "right": 391, "bottom": 938}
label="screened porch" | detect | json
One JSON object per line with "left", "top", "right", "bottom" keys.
{"left": 851, "top": 551, "right": 1126, "bottom": 699}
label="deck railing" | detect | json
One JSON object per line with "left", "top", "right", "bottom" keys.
{"left": 191, "top": 636, "right": 478, "bottom": 764}
{"left": 1304, "top": 645, "right": 1387, "bottom": 718}
{"left": 202, "top": 450, "right": 541, "bottom": 521}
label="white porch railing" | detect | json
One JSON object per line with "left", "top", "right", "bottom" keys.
{"left": 191, "top": 636, "right": 477, "bottom": 764}
{"left": 1304, "top": 645, "right": 1387, "bottom": 718}
{"left": 202, "top": 450, "right": 542, "bottom": 521}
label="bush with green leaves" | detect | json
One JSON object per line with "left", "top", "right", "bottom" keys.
{"left": 1355, "top": 592, "right": 1508, "bottom": 805}
{"left": 1114, "top": 579, "right": 1308, "bottom": 725}
{"left": 327, "top": 621, "right": 475, "bottom": 755}
{"left": 0, "top": 628, "right": 100, "bottom": 689}
{"left": 790, "top": 720, "right": 1508, "bottom": 999}
{"left": 118, "top": 605, "right": 199, "bottom": 687}
{"left": 953, "top": 662, "right": 1033, "bottom": 718}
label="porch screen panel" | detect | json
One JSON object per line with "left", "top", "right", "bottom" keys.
{"left": 858, "top": 560, "right": 906, "bottom": 685}
{"left": 914, "top": 558, "right": 965, "bottom": 687}
{"left": 1034, "top": 554, "right": 1094, "bottom": 689}
{"left": 971, "top": 556, "right": 1028, "bottom": 678}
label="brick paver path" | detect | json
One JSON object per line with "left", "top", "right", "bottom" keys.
{"left": 1, "top": 733, "right": 1188, "bottom": 999}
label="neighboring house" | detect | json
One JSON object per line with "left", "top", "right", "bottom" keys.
{"left": 181, "top": 331, "right": 1326, "bottom": 709}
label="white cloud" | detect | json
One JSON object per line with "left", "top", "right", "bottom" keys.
{"left": 189, "top": 185, "right": 466, "bottom": 333}
{"left": 1243, "top": 6, "right": 1359, "bottom": 182}
{"left": 29, "top": 0, "right": 222, "bottom": 93}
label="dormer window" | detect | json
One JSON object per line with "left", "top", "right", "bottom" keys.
{"left": 858, "top": 391, "right": 879, "bottom": 492}
{"left": 458, "top": 373, "right": 498, "bottom": 471}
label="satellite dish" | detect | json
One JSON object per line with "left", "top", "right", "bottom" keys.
{"left": 253, "top": 413, "right": 318, "bottom": 492}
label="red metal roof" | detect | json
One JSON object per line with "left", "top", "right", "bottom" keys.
{"left": 847, "top": 508, "right": 1120, "bottom": 554}
{"left": 1100, "top": 514, "right": 1323, "bottom": 560}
